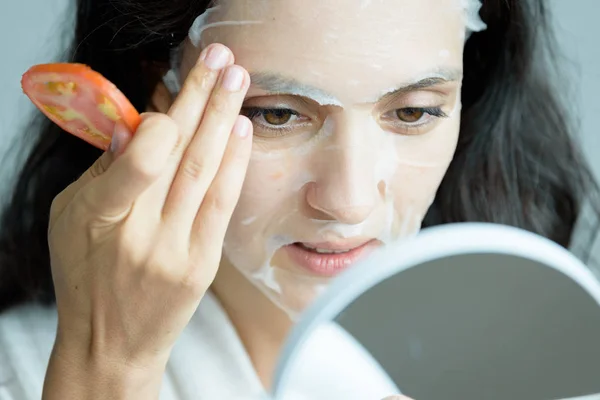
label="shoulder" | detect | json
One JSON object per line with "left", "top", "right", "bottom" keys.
{"left": 0, "top": 302, "right": 57, "bottom": 399}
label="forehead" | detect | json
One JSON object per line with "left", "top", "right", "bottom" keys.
{"left": 194, "top": 0, "right": 466, "bottom": 101}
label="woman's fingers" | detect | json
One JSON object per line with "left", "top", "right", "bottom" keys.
{"left": 49, "top": 122, "right": 132, "bottom": 225}
{"left": 78, "top": 114, "right": 179, "bottom": 217}
{"left": 138, "top": 44, "right": 235, "bottom": 210}
{"left": 189, "top": 115, "right": 253, "bottom": 268}
{"left": 161, "top": 64, "right": 250, "bottom": 236}
{"left": 168, "top": 43, "right": 234, "bottom": 141}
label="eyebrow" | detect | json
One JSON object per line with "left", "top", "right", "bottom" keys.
{"left": 249, "top": 71, "right": 343, "bottom": 106}
{"left": 248, "top": 67, "right": 463, "bottom": 105}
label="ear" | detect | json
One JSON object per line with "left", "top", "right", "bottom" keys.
{"left": 146, "top": 79, "right": 174, "bottom": 113}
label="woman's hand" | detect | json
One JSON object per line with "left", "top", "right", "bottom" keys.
{"left": 43, "top": 43, "right": 252, "bottom": 399}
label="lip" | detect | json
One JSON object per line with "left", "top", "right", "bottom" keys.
{"left": 284, "top": 239, "right": 379, "bottom": 277}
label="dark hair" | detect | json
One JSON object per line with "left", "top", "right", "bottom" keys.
{"left": 0, "top": 0, "right": 597, "bottom": 312}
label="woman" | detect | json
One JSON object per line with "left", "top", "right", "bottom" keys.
{"left": 0, "top": 0, "right": 598, "bottom": 398}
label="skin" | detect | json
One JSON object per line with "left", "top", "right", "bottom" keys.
{"left": 42, "top": 0, "right": 465, "bottom": 397}
{"left": 196, "top": 0, "right": 464, "bottom": 316}
{"left": 183, "top": 0, "right": 465, "bottom": 387}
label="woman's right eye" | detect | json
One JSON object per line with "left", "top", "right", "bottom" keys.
{"left": 262, "top": 109, "right": 294, "bottom": 125}
{"left": 241, "top": 107, "right": 311, "bottom": 137}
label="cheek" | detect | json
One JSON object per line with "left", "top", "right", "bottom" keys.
{"left": 222, "top": 154, "right": 312, "bottom": 274}
{"left": 389, "top": 124, "right": 460, "bottom": 213}
{"left": 225, "top": 154, "right": 310, "bottom": 241}
{"left": 391, "top": 164, "right": 450, "bottom": 210}
{"left": 234, "top": 157, "right": 302, "bottom": 214}
{"left": 393, "top": 116, "right": 461, "bottom": 166}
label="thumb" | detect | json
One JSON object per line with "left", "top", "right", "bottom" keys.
{"left": 49, "top": 122, "right": 132, "bottom": 223}
{"left": 108, "top": 120, "right": 132, "bottom": 157}
{"left": 382, "top": 396, "right": 413, "bottom": 400}
{"left": 80, "top": 121, "right": 132, "bottom": 187}
{"left": 78, "top": 113, "right": 177, "bottom": 217}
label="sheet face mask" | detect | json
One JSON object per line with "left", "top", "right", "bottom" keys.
{"left": 165, "top": 0, "right": 486, "bottom": 318}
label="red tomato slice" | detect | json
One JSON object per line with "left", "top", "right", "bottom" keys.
{"left": 21, "top": 63, "right": 141, "bottom": 151}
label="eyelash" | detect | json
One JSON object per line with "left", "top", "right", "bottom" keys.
{"left": 241, "top": 107, "right": 305, "bottom": 136}
{"left": 381, "top": 106, "right": 448, "bottom": 135}
{"left": 405, "top": 107, "right": 448, "bottom": 121}
{"left": 241, "top": 106, "right": 449, "bottom": 136}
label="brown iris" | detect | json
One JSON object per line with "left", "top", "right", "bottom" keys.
{"left": 264, "top": 109, "right": 294, "bottom": 125}
{"left": 396, "top": 108, "right": 424, "bottom": 123}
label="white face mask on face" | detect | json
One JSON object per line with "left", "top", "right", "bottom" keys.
{"left": 163, "top": 0, "right": 486, "bottom": 319}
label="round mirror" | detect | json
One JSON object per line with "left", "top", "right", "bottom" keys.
{"left": 271, "top": 223, "right": 600, "bottom": 400}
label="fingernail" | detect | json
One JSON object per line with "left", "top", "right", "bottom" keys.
{"left": 203, "top": 44, "right": 230, "bottom": 70}
{"left": 198, "top": 46, "right": 210, "bottom": 62}
{"left": 222, "top": 65, "right": 244, "bottom": 92}
{"left": 110, "top": 122, "right": 125, "bottom": 154}
{"left": 233, "top": 116, "right": 251, "bottom": 138}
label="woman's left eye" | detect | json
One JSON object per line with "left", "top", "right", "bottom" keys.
{"left": 392, "top": 107, "right": 447, "bottom": 124}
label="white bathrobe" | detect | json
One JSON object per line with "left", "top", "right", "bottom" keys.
{"left": 0, "top": 291, "right": 400, "bottom": 400}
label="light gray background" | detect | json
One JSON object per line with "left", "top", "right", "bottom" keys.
{"left": 0, "top": 0, "right": 598, "bottom": 182}
{"left": 0, "top": 0, "right": 73, "bottom": 193}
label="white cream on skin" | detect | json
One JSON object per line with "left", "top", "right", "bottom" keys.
{"left": 172, "top": 0, "right": 485, "bottom": 317}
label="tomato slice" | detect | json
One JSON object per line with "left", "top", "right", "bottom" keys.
{"left": 21, "top": 63, "right": 141, "bottom": 151}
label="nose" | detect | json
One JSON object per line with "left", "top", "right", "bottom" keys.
{"left": 306, "top": 142, "right": 380, "bottom": 225}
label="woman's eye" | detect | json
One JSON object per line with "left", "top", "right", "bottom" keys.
{"left": 382, "top": 106, "right": 449, "bottom": 135}
{"left": 396, "top": 108, "right": 425, "bottom": 123}
{"left": 389, "top": 107, "right": 448, "bottom": 125}
{"left": 241, "top": 107, "right": 312, "bottom": 137}
{"left": 263, "top": 109, "right": 294, "bottom": 125}
{"left": 241, "top": 107, "right": 312, "bottom": 138}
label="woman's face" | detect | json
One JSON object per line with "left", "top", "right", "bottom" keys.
{"left": 179, "top": 0, "right": 466, "bottom": 315}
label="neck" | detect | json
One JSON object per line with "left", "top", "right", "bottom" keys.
{"left": 211, "top": 258, "right": 294, "bottom": 389}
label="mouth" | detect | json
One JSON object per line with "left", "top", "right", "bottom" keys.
{"left": 284, "top": 238, "right": 379, "bottom": 277}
